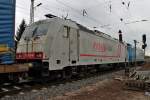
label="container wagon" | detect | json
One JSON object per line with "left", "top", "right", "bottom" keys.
{"left": 0, "top": 0, "right": 16, "bottom": 64}
{"left": 127, "top": 44, "right": 145, "bottom": 66}
{"left": 136, "top": 48, "right": 145, "bottom": 64}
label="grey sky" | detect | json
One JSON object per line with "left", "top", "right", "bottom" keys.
{"left": 16, "top": 0, "right": 150, "bottom": 56}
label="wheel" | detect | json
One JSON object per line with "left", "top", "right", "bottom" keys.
{"left": 62, "top": 67, "right": 72, "bottom": 79}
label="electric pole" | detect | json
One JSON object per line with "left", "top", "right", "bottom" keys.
{"left": 30, "top": 0, "right": 34, "bottom": 24}
{"left": 134, "top": 40, "right": 138, "bottom": 67}
{"left": 118, "top": 30, "right": 123, "bottom": 42}
{"left": 142, "top": 34, "right": 147, "bottom": 58}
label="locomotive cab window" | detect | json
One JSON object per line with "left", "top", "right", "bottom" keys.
{"left": 32, "top": 23, "right": 49, "bottom": 37}
{"left": 63, "top": 26, "right": 70, "bottom": 38}
{"left": 22, "top": 23, "right": 50, "bottom": 39}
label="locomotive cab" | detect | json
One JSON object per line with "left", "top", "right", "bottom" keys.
{"left": 16, "top": 20, "right": 54, "bottom": 77}
{"left": 16, "top": 17, "right": 78, "bottom": 78}
{"left": 16, "top": 20, "right": 51, "bottom": 62}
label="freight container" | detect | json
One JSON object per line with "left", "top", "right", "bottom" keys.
{"left": 0, "top": 0, "right": 16, "bottom": 64}
{"left": 127, "top": 44, "right": 133, "bottom": 62}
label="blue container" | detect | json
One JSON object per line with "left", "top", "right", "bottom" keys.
{"left": 127, "top": 44, "right": 135, "bottom": 63}
{"left": 127, "top": 44, "right": 133, "bottom": 62}
{"left": 0, "top": 0, "right": 15, "bottom": 64}
{"left": 131, "top": 48, "right": 135, "bottom": 62}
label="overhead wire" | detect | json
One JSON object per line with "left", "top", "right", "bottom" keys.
{"left": 16, "top": 2, "right": 40, "bottom": 23}
{"left": 16, "top": 0, "right": 147, "bottom": 39}
{"left": 110, "top": 0, "right": 144, "bottom": 43}
{"left": 57, "top": 0, "right": 133, "bottom": 34}
{"left": 16, "top": 6, "right": 30, "bottom": 15}
{"left": 36, "top": 0, "right": 124, "bottom": 31}
{"left": 89, "top": 0, "right": 136, "bottom": 41}
{"left": 38, "top": 0, "right": 109, "bottom": 30}
{"left": 54, "top": 0, "right": 105, "bottom": 26}
{"left": 35, "top": 0, "right": 69, "bottom": 18}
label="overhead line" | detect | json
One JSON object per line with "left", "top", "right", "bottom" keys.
{"left": 55, "top": 0, "right": 104, "bottom": 26}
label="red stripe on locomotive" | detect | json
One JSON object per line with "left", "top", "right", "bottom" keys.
{"left": 16, "top": 52, "right": 44, "bottom": 60}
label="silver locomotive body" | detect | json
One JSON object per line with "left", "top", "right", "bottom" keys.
{"left": 17, "top": 17, "right": 130, "bottom": 71}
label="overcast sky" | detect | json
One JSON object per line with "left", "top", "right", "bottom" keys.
{"left": 16, "top": 0, "right": 150, "bottom": 56}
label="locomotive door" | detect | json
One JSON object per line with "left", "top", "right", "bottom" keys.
{"left": 69, "top": 28, "right": 79, "bottom": 64}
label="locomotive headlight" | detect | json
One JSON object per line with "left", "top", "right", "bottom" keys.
{"left": 28, "top": 63, "right": 33, "bottom": 68}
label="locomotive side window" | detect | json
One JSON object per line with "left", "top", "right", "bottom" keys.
{"left": 56, "top": 60, "right": 61, "bottom": 64}
{"left": 63, "top": 26, "right": 70, "bottom": 38}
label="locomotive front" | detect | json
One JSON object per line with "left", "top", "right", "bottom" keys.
{"left": 16, "top": 21, "right": 50, "bottom": 63}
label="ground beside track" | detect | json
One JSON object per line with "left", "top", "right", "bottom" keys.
{"left": 1, "top": 68, "right": 125, "bottom": 100}
{"left": 52, "top": 62, "right": 150, "bottom": 100}
{"left": 53, "top": 79, "right": 146, "bottom": 100}
{"left": 1, "top": 64, "right": 149, "bottom": 100}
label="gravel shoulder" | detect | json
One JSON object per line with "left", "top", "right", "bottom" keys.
{"left": 52, "top": 79, "right": 147, "bottom": 100}
{"left": 1, "top": 66, "right": 147, "bottom": 100}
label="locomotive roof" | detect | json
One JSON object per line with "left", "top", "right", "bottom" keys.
{"left": 76, "top": 23, "right": 95, "bottom": 34}
{"left": 30, "top": 17, "right": 121, "bottom": 43}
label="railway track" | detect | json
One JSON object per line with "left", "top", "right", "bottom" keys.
{"left": 0, "top": 66, "right": 137, "bottom": 100}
